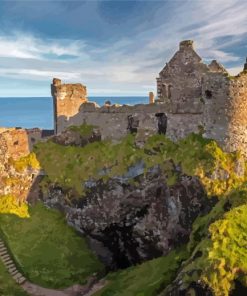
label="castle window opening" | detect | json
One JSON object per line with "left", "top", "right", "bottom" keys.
{"left": 205, "top": 90, "right": 213, "bottom": 99}
{"left": 155, "top": 113, "right": 167, "bottom": 135}
{"left": 168, "top": 85, "right": 172, "bottom": 99}
{"left": 162, "top": 84, "right": 167, "bottom": 98}
{"left": 127, "top": 115, "right": 139, "bottom": 134}
{"left": 13, "top": 140, "right": 19, "bottom": 145}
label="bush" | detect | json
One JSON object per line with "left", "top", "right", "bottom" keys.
{"left": 0, "top": 195, "right": 29, "bottom": 218}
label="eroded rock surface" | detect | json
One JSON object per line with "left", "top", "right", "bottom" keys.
{"left": 42, "top": 165, "right": 208, "bottom": 269}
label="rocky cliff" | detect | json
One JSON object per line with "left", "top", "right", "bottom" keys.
{"left": 42, "top": 165, "right": 208, "bottom": 269}
{"left": 1, "top": 124, "right": 247, "bottom": 295}
{"left": 31, "top": 125, "right": 247, "bottom": 296}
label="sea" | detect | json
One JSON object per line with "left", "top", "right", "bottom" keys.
{"left": 0, "top": 97, "right": 148, "bottom": 130}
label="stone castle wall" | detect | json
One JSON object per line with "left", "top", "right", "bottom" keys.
{"left": 52, "top": 78, "right": 88, "bottom": 133}
{"left": 55, "top": 97, "right": 203, "bottom": 144}
{"left": 202, "top": 71, "right": 247, "bottom": 155}
{"left": 228, "top": 73, "right": 247, "bottom": 155}
{"left": 156, "top": 40, "right": 208, "bottom": 114}
{"left": 52, "top": 40, "right": 247, "bottom": 156}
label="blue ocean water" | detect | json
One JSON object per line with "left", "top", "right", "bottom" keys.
{"left": 0, "top": 97, "right": 148, "bottom": 129}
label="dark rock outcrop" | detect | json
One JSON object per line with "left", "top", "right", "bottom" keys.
{"left": 51, "top": 127, "right": 101, "bottom": 146}
{"left": 42, "top": 164, "right": 208, "bottom": 270}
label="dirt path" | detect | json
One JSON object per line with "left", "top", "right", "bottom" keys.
{"left": 21, "top": 277, "right": 107, "bottom": 296}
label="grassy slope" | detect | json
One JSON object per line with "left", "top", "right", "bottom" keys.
{"left": 93, "top": 247, "right": 188, "bottom": 296}
{"left": 0, "top": 260, "right": 28, "bottom": 296}
{"left": 0, "top": 202, "right": 104, "bottom": 289}
{"left": 2, "top": 129, "right": 247, "bottom": 295}
{"left": 33, "top": 130, "right": 247, "bottom": 295}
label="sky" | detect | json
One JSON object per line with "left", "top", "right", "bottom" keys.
{"left": 0, "top": 0, "right": 246, "bottom": 97}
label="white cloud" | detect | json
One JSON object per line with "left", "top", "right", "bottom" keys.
{"left": 0, "top": 32, "right": 86, "bottom": 60}
{"left": 0, "top": 0, "right": 247, "bottom": 96}
{"left": 0, "top": 68, "right": 81, "bottom": 81}
{"left": 228, "top": 66, "right": 244, "bottom": 76}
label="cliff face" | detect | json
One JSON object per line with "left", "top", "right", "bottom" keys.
{"left": 0, "top": 128, "right": 41, "bottom": 217}
{"left": 42, "top": 165, "right": 208, "bottom": 269}
{"left": 32, "top": 125, "right": 247, "bottom": 295}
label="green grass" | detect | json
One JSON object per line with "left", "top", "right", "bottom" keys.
{"left": 68, "top": 124, "right": 96, "bottom": 137}
{"left": 93, "top": 247, "right": 189, "bottom": 296}
{"left": 202, "top": 203, "right": 247, "bottom": 296}
{"left": 0, "top": 260, "right": 28, "bottom": 296}
{"left": 165, "top": 186, "right": 247, "bottom": 296}
{"left": 34, "top": 131, "right": 246, "bottom": 198}
{"left": 0, "top": 202, "right": 104, "bottom": 289}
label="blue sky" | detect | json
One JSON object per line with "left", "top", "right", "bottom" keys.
{"left": 0, "top": 0, "right": 246, "bottom": 97}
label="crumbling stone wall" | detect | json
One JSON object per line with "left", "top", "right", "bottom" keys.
{"left": 0, "top": 128, "right": 44, "bottom": 202}
{"left": 56, "top": 101, "right": 203, "bottom": 144}
{"left": 227, "top": 73, "right": 247, "bottom": 155}
{"left": 156, "top": 40, "right": 208, "bottom": 114}
{"left": 0, "top": 128, "right": 42, "bottom": 160}
{"left": 52, "top": 40, "right": 247, "bottom": 156}
{"left": 202, "top": 71, "right": 247, "bottom": 156}
{"left": 52, "top": 78, "right": 88, "bottom": 133}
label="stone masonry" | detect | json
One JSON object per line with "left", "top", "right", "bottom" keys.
{"left": 0, "top": 128, "right": 42, "bottom": 161}
{"left": 51, "top": 78, "right": 88, "bottom": 133}
{"left": 52, "top": 40, "right": 247, "bottom": 156}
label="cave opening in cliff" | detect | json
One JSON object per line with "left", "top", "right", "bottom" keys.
{"left": 155, "top": 113, "right": 167, "bottom": 135}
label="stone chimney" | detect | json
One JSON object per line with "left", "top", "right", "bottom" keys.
{"left": 179, "top": 40, "right": 194, "bottom": 50}
{"left": 244, "top": 58, "right": 247, "bottom": 71}
{"left": 149, "top": 92, "right": 155, "bottom": 104}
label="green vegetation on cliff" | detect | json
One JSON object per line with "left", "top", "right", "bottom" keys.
{"left": 165, "top": 185, "right": 247, "bottom": 296}
{"left": 0, "top": 202, "right": 104, "bottom": 289}
{"left": 203, "top": 203, "right": 247, "bottom": 296}
{"left": 68, "top": 123, "right": 96, "bottom": 137}
{"left": 34, "top": 131, "right": 246, "bottom": 198}
{"left": 2, "top": 126, "right": 247, "bottom": 295}
{"left": 9, "top": 152, "right": 40, "bottom": 172}
{"left": 93, "top": 247, "right": 188, "bottom": 296}
{"left": 0, "top": 194, "right": 29, "bottom": 218}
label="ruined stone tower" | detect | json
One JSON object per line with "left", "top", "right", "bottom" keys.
{"left": 156, "top": 40, "right": 247, "bottom": 156}
{"left": 52, "top": 78, "right": 88, "bottom": 133}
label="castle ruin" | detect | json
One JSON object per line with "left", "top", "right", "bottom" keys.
{"left": 52, "top": 40, "right": 247, "bottom": 156}
{"left": 0, "top": 40, "right": 246, "bottom": 158}
{"left": 51, "top": 78, "right": 87, "bottom": 134}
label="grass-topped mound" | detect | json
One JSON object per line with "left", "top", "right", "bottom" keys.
{"left": 34, "top": 130, "right": 247, "bottom": 198}
{"left": 0, "top": 202, "right": 104, "bottom": 289}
